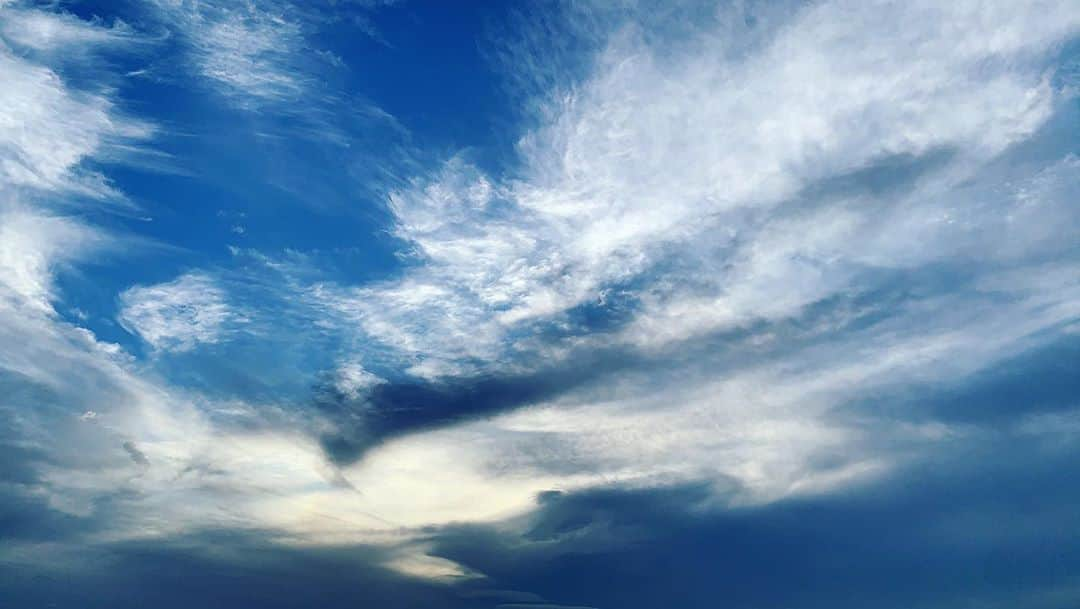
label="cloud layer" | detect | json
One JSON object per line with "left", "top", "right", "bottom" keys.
{"left": 1, "top": 1, "right": 1078, "bottom": 607}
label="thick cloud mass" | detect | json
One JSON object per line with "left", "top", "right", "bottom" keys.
{"left": 0, "top": 0, "right": 1078, "bottom": 607}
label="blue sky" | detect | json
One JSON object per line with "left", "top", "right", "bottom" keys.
{"left": 1, "top": 1, "right": 1079, "bottom": 607}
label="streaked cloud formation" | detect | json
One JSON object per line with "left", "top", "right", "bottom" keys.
{"left": 119, "top": 272, "right": 241, "bottom": 352}
{"left": 0, "top": 1, "right": 1078, "bottom": 608}
{"left": 148, "top": 0, "right": 308, "bottom": 105}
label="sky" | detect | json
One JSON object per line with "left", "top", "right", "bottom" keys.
{"left": 0, "top": 1, "right": 1078, "bottom": 607}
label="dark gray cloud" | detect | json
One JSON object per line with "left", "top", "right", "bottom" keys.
{"left": 427, "top": 425, "right": 1080, "bottom": 609}
{"left": 0, "top": 531, "right": 473, "bottom": 609}
{"left": 843, "top": 335, "right": 1080, "bottom": 425}
{"left": 121, "top": 441, "right": 150, "bottom": 466}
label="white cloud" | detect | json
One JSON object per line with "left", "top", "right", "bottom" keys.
{"left": 0, "top": 0, "right": 440, "bottom": 580}
{"left": 318, "top": 0, "right": 1078, "bottom": 376}
{"left": 0, "top": 40, "right": 151, "bottom": 199}
{"left": 139, "top": 0, "right": 308, "bottom": 107}
{"left": 146, "top": 0, "right": 370, "bottom": 109}
{"left": 118, "top": 273, "right": 242, "bottom": 352}
{"left": 0, "top": 3, "right": 131, "bottom": 52}
{"left": 255, "top": 0, "right": 1080, "bottom": 551}
{"left": 68, "top": 257, "right": 1074, "bottom": 553}
{"left": 1, "top": 0, "right": 1078, "bottom": 588}
{"left": 0, "top": 3, "right": 145, "bottom": 387}
{"left": 0, "top": 3, "right": 150, "bottom": 318}
{"left": 192, "top": 9, "right": 304, "bottom": 105}
{"left": 0, "top": 211, "right": 110, "bottom": 312}
{"left": 621, "top": 152, "right": 1080, "bottom": 348}
{"left": 333, "top": 360, "right": 384, "bottom": 399}
{"left": 384, "top": 548, "right": 479, "bottom": 581}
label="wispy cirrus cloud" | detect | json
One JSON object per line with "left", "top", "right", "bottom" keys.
{"left": 0, "top": 2, "right": 151, "bottom": 315}
{"left": 145, "top": 0, "right": 391, "bottom": 111}
{"left": 0, "top": 212, "right": 110, "bottom": 312}
{"left": 318, "top": 0, "right": 1077, "bottom": 376}
{"left": 0, "top": 32, "right": 151, "bottom": 200}
{"left": 0, "top": 3, "right": 134, "bottom": 53}
{"left": 118, "top": 272, "right": 245, "bottom": 352}
{"left": 148, "top": 0, "right": 308, "bottom": 107}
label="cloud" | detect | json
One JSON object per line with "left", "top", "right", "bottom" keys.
{"left": 187, "top": 7, "right": 305, "bottom": 105}
{"left": 136, "top": 0, "right": 305, "bottom": 107}
{"left": 2, "top": 0, "right": 1073, "bottom": 549}
{"left": 0, "top": 528, "right": 478, "bottom": 609}
{"left": 118, "top": 272, "right": 243, "bottom": 352}
{"left": 1, "top": 1, "right": 1078, "bottom": 605}
{"left": 319, "top": 0, "right": 1077, "bottom": 378}
{"left": 290, "top": 4, "right": 1079, "bottom": 525}
{"left": 276, "top": 0, "right": 1080, "bottom": 551}
{"left": 0, "top": 31, "right": 151, "bottom": 199}
{"left": 145, "top": 0, "right": 390, "bottom": 110}
{"left": 332, "top": 360, "right": 385, "bottom": 399}
{"left": 0, "top": 212, "right": 110, "bottom": 312}
{"left": 428, "top": 428, "right": 1080, "bottom": 609}
{"left": 0, "top": 4, "right": 147, "bottom": 311}
{"left": 0, "top": 2, "right": 133, "bottom": 53}
{"left": 122, "top": 440, "right": 150, "bottom": 466}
